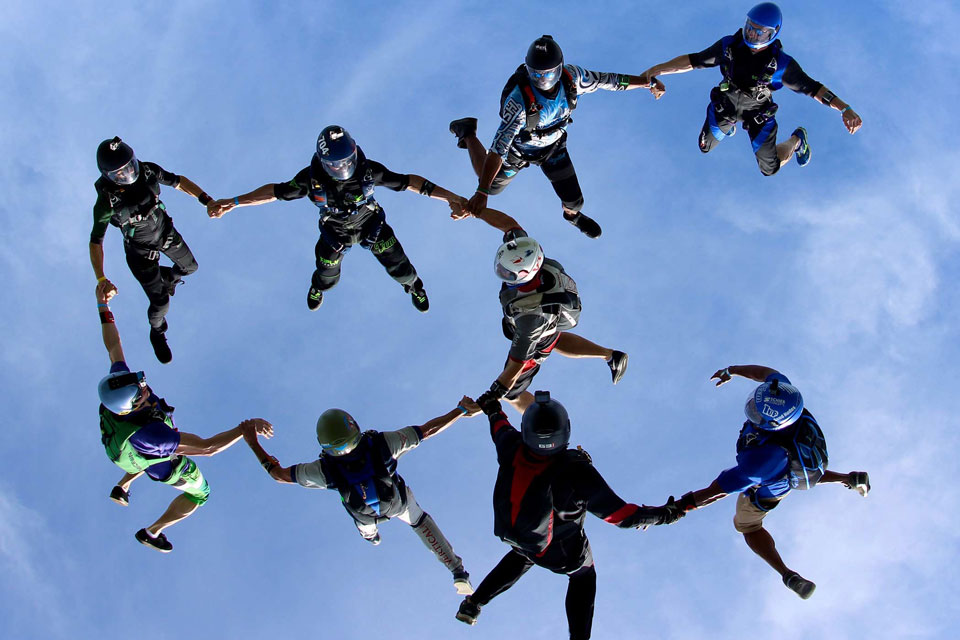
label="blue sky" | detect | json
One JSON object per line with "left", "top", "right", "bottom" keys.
{"left": 2, "top": 1, "right": 959, "bottom": 638}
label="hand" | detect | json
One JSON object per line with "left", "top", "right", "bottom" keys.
{"left": 448, "top": 196, "right": 472, "bottom": 220}
{"left": 465, "top": 191, "right": 488, "bottom": 216}
{"left": 710, "top": 368, "right": 732, "bottom": 387}
{"left": 649, "top": 77, "right": 666, "bottom": 99}
{"left": 842, "top": 108, "right": 862, "bottom": 134}
{"left": 240, "top": 418, "right": 274, "bottom": 440}
{"left": 658, "top": 496, "right": 685, "bottom": 525}
{"left": 476, "top": 390, "right": 503, "bottom": 416}
{"left": 96, "top": 278, "right": 118, "bottom": 302}
{"left": 458, "top": 396, "right": 482, "bottom": 417}
{"left": 208, "top": 199, "right": 236, "bottom": 219}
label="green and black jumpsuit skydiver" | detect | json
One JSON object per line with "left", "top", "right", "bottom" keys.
{"left": 272, "top": 149, "right": 420, "bottom": 295}
{"left": 91, "top": 162, "right": 198, "bottom": 331}
{"left": 690, "top": 30, "right": 822, "bottom": 175}
{"left": 289, "top": 427, "right": 467, "bottom": 575}
{"left": 470, "top": 410, "right": 672, "bottom": 640}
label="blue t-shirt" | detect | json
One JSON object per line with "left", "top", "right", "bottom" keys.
{"left": 715, "top": 372, "right": 794, "bottom": 500}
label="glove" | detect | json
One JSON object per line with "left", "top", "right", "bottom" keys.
{"left": 477, "top": 381, "right": 508, "bottom": 415}
{"left": 675, "top": 491, "right": 698, "bottom": 513}
{"left": 658, "top": 496, "right": 685, "bottom": 525}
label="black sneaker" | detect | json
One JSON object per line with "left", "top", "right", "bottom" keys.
{"left": 453, "top": 568, "right": 474, "bottom": 595}
{"left": 564, "top": 212, "right": 602, "bottom": 238}
{"left": 449, "top": 117, "right": 478, "bottom": 149}
{"left": 135, "top": 528, "right": 173, "bottom": 553}
{"left": 363, "top": 532, "right": 382, "bottom": 546}
{"left": 847, "top": 471, "right": 870, "bottom": 497}
{"left": 109, "top": 486, "right": 130, "bottom": 506}
{"left": 783, "top": 571, "right": 816, "bottom": 599}
{"left": 607, "top": 351, "right": 628, "bottom": 384}
{"left": 407, "top": 279, "right": 429, "bottom": 313}
{"left": 456, "top": 596, "right": 481, "bottom": 625}
{"left": 149, "top": 323, "right": 172, "bottom": 364}
{"left": 307, "top": 287, "right": 324, "bottom": 311}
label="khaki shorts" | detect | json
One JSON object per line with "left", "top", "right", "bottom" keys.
{"left": 733, "top": 492, "right": 783, "bottom": 533}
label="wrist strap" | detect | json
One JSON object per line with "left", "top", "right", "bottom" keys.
{"left": 97, "top": 276, "right": 107, "bottom": 283}
{"left": 456, "top": 404, "right": 468, "bottom": 415}
{"left": 476, "top": 187, "right": 490, "bottom": 196}
{"left": 198, "top": 192, "right": 212, "bottom": 205}
{"left": 841, "top": 105, "right": 852, "bottom": 113}
{"left": 233, "top": 196, "right": 240, "bottom": 205}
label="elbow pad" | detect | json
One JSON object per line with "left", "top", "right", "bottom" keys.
{"left": 418, "top": 180, "right": 436, "bottom": 196}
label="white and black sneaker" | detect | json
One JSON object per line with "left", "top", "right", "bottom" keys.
{"left": 456, "top": 596, "right": 481, "bottom": 625}
{"left": 453, "top": 568, "right": 474, "bottom": 595}
{"left": 607, "top": 351, "right": 628, "bottom": 384}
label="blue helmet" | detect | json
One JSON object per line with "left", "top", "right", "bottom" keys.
{"left": 744, "top": 378, "right": 803, "bottom": 431}
{"left": 743, "top": 3, "right": 782, "bottom": 50}
{"left": 521, "top": 391, "right": 570, "bottom": 455}
{"left": 98, "top": 370, "right": 147, "bottom": 415}
{"left": 316, "top": 125, "right": 358, "bottom": 180}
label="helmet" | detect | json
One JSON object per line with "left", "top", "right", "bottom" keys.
{"left": 96, "top": 137, "right": 140, "bottom": 185}
{"left": 98, "top": 370, "right": 147, "bottom": 415}
{"left": 525, "top": 35, "right": 564, "bottom": 91}
{"left": 316, "top": 125, "right": 358, "bottom": 180}
{"left": 744, "top": 378, "right": 803, "bottom": 430}
{"left": 521, "top": 391, "right": 570, "bottom": 455}
{"left": 495, "top": 237, "right": 544, "bottom": 284}
{"left": 743, "top": 3, "right": 782, "bottom": 50}
{"left": 316, "top": 408, "right": 362, "bottom": 456}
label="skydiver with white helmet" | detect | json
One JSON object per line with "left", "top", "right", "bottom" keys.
{"left": 449, "top": 35, "right": 663, "bottom": 239}
{"left": 238, "top": 400, "right": 478, "bottom": 595}
{"left": 95, "top": 288, "right": 271, "bottom": 553}
{"left": 667, "top": 365, "right": 871, "bottom": 599}
{"left": 640, "top": 3, "right": 863, "bottom": 175}
{"left": 209, "top": 125, "right": 464, "bottom": 312}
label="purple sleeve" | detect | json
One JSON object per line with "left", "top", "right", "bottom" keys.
{"left": 128, "top": 421, "right": 181, "bottom": 457}
{"left": 109, "top": 361, "right": 130, "bottom": 373}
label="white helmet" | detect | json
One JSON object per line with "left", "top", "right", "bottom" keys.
{"left": 495, "top": 237, "right": 544, "bottom": 284}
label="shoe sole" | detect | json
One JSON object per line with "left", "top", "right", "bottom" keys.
{"left": 455, "top": 613, "right": 478, "bottom": 626}
{"left": 135, "top": 531, "right": 172, "bottom": 553}
{"left": 454, "top": 580, "right": 474, "bottom": 596}
{"left": 611, "top": 352, "right": 629, "bottom": 384}
{"left": 794, "top": 127, "right": 811, "bottom": 167}
{"left": 109, "top": 496, "right": 129, "bottom": 507}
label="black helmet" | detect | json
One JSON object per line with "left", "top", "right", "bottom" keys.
{"left": 525, "top": 35, "right": 564, "bottom": 91}
{"left": 97, "top": 136, "right": 139, "bottom": 185}
{"left": 521, "top": 391, "right": 570, "bottom": 455}
{"left": 316, "top": 125, "right": 358, "bottom": 180}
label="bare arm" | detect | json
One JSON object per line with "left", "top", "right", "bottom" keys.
{"left": 710, "top": 364, "right": 779, "bottom": 386}
{"left": 90, "top": 242, "right": 119, "bottom": 302}
{"left": 174, "top": 175, "right": 214, "bottom": 209}
{"left": 96, "top": 289, "right": 126, "bottom": 364}
{"left": 208, "top": 184, "right": 278, "bottom": 218}
{"left": 675, "top": 478, "right": 729, "bottom": 513}
{"left": 450, "top": 203, "right": 523, "bottom": 234}
{"left": 813, "top": 85, "right": 862, "bottom": 134}
{"left": 240, "top": 421, "right": 294, "bottom": 484}
{"left": 642, "top": 54, "right": 695, "bottom": 79}
{"left": 496, "top": 359, "right": 526, "bottom": 393}
{"left": 464, "top": 152, "right": 505, "bottom": 215}
{"left": 418, "top": 396, "right": 481, "bottom": 440}
{"left": 404, "top": 174, "right": 461, "bottom": 203}
{"left": 176, "top": 417, "right": 273, "bottom": 457}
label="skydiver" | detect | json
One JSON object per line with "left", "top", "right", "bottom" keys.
{"left": 455, "top": 392, "right": 683, "bottom": 639}
{"left": 669, "top": 365, "right": 871, "bottom": 599}
{"left": 95, "top": 289, "right": 271, "bottom": 553}
{"left": 209, "top": 125, "right": 463, "bottom": 312}
{"left": 449, "top": 35, "right": 663, "bottom": 239}
{"left": 239, "top": 401, "right": 477, "bottom": 594}
{"left": 451, "top": 203, "right": 628, "bottom": 414}
{"left": 90, "top": 137, "right": 215, "bottom": 363}
{"left": 639, "top": 3, "right": 863, "bottom": 175}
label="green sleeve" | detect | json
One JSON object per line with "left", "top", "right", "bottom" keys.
{"left": 90, "top": 190, "right": 113, "bottom": 244}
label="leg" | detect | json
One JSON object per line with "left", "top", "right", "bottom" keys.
{"left": 160, "top": 224, "right": 199, "bottom": 280}
{"left": 566, "top": 565, "right": 598, "bottom": 640}
{"left": 742, "top": 527, "right": 791, "bottom": 577}
{"left": 504, "top": 363, "right": 540, "bottom": 416}
{"left": 554, "top": 332, "right": 612, "bottom": 360}
{"left": 698, "top": 89, "right": 737, "bottom": 153}
{"left": 116, "top": 471, "right": 142, "bottom": 493}
{"left": 471, "top": 549, "right": 535, "bottom": 606}
{"left": 747, "top": 116, "right": 782, "bottom": 176}
{"left": 368, "top": 223, "right": 418, "bottom": 289}
{"left": 397, "top": 487, "right": 465, "bottom": 573}
{"left": 125, "top": 244, "right": 169, "bottom": 331}
{"left": 312, "top": 236, "right": 345, "bottom": 292}
{"left": 540, "top": 137, "right": 600, "bottom": 238}
{"left": 775, "top": 131, "right": 800, "bottom": 167}
{"left": 146, "top": 493, "right": 200, "bottom": 537}
{"left": 110, "top": 471, "right": 143, "bottom": 505}
{"left": 448, "top": 117, "right": 487, "bottom": 176}
{"left": 505, "top": 391, "right": 535, "bottom": 414}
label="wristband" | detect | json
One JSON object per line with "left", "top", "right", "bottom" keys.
{"left": 99, "top": 309, "right": 115, "bottom": 324}
{"left": 841, "top": 105, "right": 852, "bottom": 113}
{"left": 97, "top": 276, "right": 108, "bottom": 283}
{"left": 260, "top": 458, "right": 277, "bottom": 473}
{"left": 418, "top": 180, "right": 436, "bottom": 197}
{"left": 198, "top": 192, "right": 212, "bottom": 206}
{"left": 722, "top": 367, "right": 731, "bottom": 378}
{"left": 456, "top": 404, "right": 468, "bottom": 415}
{"left": 489, "top": 379, "right": 509, "bottom": 400}
{"left": 97, "top": 303, "right": 108, "bottom": 308}
{"left": 476, "top": 187, "right": 490, "bottom": 196}
{"left": 233, "top": 196, "right": 240, "bottom": 205}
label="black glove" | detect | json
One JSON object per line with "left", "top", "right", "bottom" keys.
{"left": 675, "top": 491, "right": 698, "bottom": 513}
{"left": 658, "top": 496, "right": 685, "bottom": 525}
{"left": 477, "top": 381, "right": 508, "bottom": 415}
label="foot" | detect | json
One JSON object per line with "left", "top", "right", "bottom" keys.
{"left": 135, "top": 528, "right": 173, "bottom": 553}
{"left": 792, "top": 127, "right": 812, "bottom": 167}
{"left": 149, "top": 322, "right": 172, "bottom": 364}
{"left": 846, "top": 471, "right": 870, "bottom": 497}
{"left": 109, "top": 486, "right": 130, "bottom": 506}
{"left": 782, "top": 571, "right": 816, "bottom": 599}
{"left": 563, "top": 212, "right": 602, "bottom": 239}
{"left": 307, "top": 287, "right": 324, "bottom": 311}
{"left": 455, "top": 596, "right": 481, "bottom": 625}
{"left": 363, "top": 532, "right": 382, "bottom": 546}
{"left": 607, "top": 350, "right": 628, "bottom": 384}
{"left": 406, "top": 279, "right": 429, "bottom": 313}
{"left": 449, "top": 117, "right": 478, "bottom": 149}
{"left": 453, "top": 568, "right": 474, "bottom": 595}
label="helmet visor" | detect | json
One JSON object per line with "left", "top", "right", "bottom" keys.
{"left": 495, "top": 262, "right": 537, "bottom": 284}
{"left": 525, "top": 63, "right": 562, "bottom": 91}
{"left": 106, "top": 158, "right": 140, "bottom": 185}
{"left": 321, "top": 152, "right": 357, "bottom": 180}
{"left": 744, "top": 395, "right": 763, "bottom": 425}
{"left": 321, "top": 434, "right": 360, "bottom": 457}
{"left": 743, "top": 19, "right": 777, "bottom": 48}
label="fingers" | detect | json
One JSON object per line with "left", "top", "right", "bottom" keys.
{"left": 460, "top": 396, "right": 482, "bottom": 415}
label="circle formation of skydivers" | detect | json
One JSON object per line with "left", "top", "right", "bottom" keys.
{"left": 91, "top": 4, "right": 870, "bottom": 638}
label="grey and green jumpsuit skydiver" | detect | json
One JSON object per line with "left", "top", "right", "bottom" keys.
{"left": 99, "top": 361, "right": 210, "bottom": 504}
{"left": 91, "top": 162, "right": 198, "bottom": 332}
{"left": 291, "top": 425, "right": 467, "bottom": 578}
{"left": 269, "top": 148, "right": 423, "bottom": 299}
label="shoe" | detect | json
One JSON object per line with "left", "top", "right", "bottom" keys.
{"left": 109, "top": 486, "right": 129, "bottom": 506}
{"left": 456, "top": 596, "right": 481, "bottom": 625}
{"left": 407, "top": 279, "right": 429, "bottom": 313}
{"left": 135, "top": 528, "right": 173, "bottom": 553}
{"left": 607, "top": 351, "right": 628, "bottom": 384}
{"left": 149, "top": 323, "right": 172, "bottom": 364}
{"left": 848, "top": 471, "right": 870, "bottom": 497}
{"left": 792, "top": 127, "right": 812, "bottom": 167}
{"left": 449, "top": 117, "right": 478, "bottom": 149}
{"left": 159, "top": 266, "right": 184, "bottom": 297}
{"left": 307, "top": 287, "right": 324, "bottom": 311}
{"left": 363, "top": 532, "right": 382, "bottom": 546}
{"left": 453, "top": 568, "right": 474, "bottom": 595}
{"left": 783, "top": 571, "right": 816, "bottom": 599}
{"left": 564, "top": 212, "right": 602, "bottom": 239}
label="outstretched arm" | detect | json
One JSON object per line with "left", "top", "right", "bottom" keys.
{"left": 404, "top": 174, "right": 463, "bottom": 204}
{"left": 174, "top": 175, "right": 214, "bottom": 209}
{"left": 418, "top": 396, "right": 482, "bottom": 440}
{"left": 675, "top": 478, "right": 729, "bottom": 513}
{"left": 241, "top": 420, "right": 294, "bottom": 483}
{"left": 96, "top": 289, "right": 125, "bottom": 364}
{"left": 449, "top": 202, "right": 523, "bottom": 234}
{"left": 464, "top": 152, "right": 505, "bottom": 216}
{"left": 208, "top": 184, "right": 279, "bottom": 218}
{"left": 578, "top": 463, "right": 682, "bottom": 529}
{"left": 710, "top": 364, "right": 779, "bottom": 386}
{"left": 176, "top": 418, "right": 273, "bottom": 457}
{"left": 813, "top": 85, "right": 862, "bottom": 134}
{"left": 641, "top": 54, "right": 695, "bottom": 80}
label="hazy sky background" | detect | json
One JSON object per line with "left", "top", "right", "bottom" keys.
{"left": 2, "top": 1, "right": 958, "bottom": 638}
